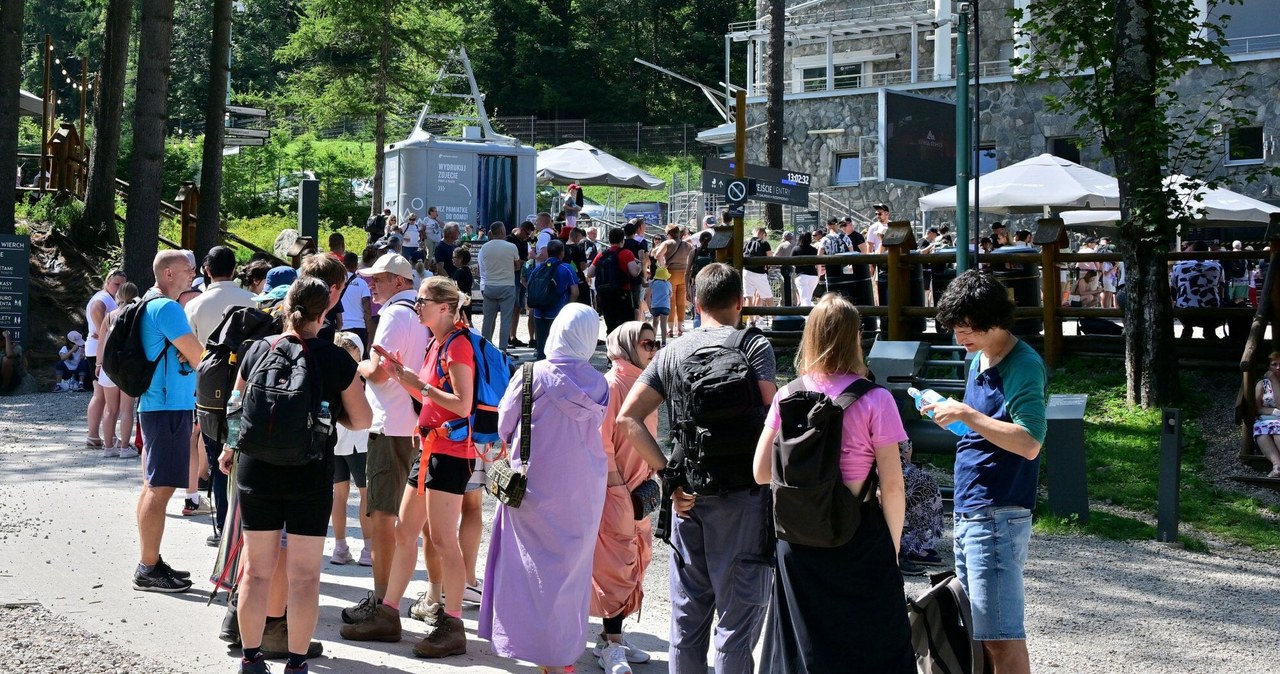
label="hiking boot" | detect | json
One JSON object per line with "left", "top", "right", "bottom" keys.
{"left": 339, "top": 603, "right": 401, "bottom": 642}
{"left": 220, "top": 592, "right": 241, "bottom": 644}
{"left": 155, "top": 555, "right": 191, "bottom": 579}
{"left": 412, "top": 614, "right": 466, "bottom": 658}
{"left": 593, "top": 636, "right": 651, "bottom": 664}
{"left": 598, "top": 641, "right": 633, "bottom": 674}
{"left": 340, "top": 591, "right": 378, "bottom": 624}
{"left": 132, "top": 565, "right": 192, "bottom": 593}
{"left": 329, "top": 543, "right": 354, "bottom": 565}
{"left": 260, "top": 617, "right": 324, "bottom": 658}
{"left": 239, "top": 653, "right": 270, "bottom": 674}
{"left": 408, "top": 592, "right": 444, "bottom": 625}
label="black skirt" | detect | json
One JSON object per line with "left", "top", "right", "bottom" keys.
{"left": 762, "top": 502, "right": 915, "bottom": 673}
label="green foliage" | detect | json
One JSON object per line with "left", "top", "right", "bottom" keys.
{"left": 16, "top": 196, "right": 84, "bottom": 232}
{"left": 1046, "top": 357, "right": 1280, "bottom": 551}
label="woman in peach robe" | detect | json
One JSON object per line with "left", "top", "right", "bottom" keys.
{"left": 590, "top": 321, "right": 661, "bottom": 671}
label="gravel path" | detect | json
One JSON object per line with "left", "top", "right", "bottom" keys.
{"left": 0, "top": 366, "right": 1276, "bottom": 672}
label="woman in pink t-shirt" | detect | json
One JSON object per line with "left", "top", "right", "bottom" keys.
{"left": 752, "top": 292, "right": 914, "bottom": 673}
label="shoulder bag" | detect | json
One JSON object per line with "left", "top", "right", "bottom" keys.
{"left": 487, "top": 361, "right": 534, "bottom": 507}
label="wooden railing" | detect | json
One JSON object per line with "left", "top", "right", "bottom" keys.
{"left": 1235, "top": 241, "right": 1280, "bottom": 460}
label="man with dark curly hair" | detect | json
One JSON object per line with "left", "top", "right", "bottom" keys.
{"left": 924, "top": 270, "right": 1047, "bottom": 674}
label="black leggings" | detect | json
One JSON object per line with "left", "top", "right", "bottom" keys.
{"left": 603, "top": 614, "right": 625, "bottom": 635}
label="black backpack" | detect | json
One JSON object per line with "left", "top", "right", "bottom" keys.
{"left": 195, "top": 306, "right": 281, "bottom": 443}
{"left": 670, "top": 327, "right": 766, "bottom": 492}
{"left": 527, "top": 259, "right": 562, "bottom": 310}
{"left": 908, "top": 571, "right": 986, "bottom": 674}
{"left": 236, "top": 335, "right": 327, "bottom": 466}
{"left": 594, "top": 248, "right": 625, "bottom": 294}
{"left": 771, "top": 377, "right": 879, "bottom": 547}
{"left": 102, "top": 296, "right": 168, "bottom": 398}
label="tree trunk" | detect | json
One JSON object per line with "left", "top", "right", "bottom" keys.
{"left": 1112, "top": 0, "right": 1177, "bottom": 406}
{"left": 0, "top": 0, "right": 25, "bottom": 236}
{"left": 763, "top": 0, "right": 784, "bottom": 231}
{"left": 195, "top": 0, "right": 232, "bottom": 261}
{"left": 371, "top": 0, "right": 391, "bottom": 217}
{"left": 124, "top": 0, "right": 176, "bottom": 288}
{"left": 80, "top": 0, "right": 132, "bottom": 249}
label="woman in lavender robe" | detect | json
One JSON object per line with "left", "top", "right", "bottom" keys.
{"left": 479, "top": 304, "right": 609, "bottom": 673}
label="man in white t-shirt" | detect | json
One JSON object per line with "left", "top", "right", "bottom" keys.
{"left": 478, "top": 222, "right": 521, "bottom": 350}
{"left": 399, "top": 213, "right": 427, "bottom": 264}
{"left": 423, "top": 206, "right": 445, "bottom": 255}
{"left": 345, "top": 253, "right": 430, "bottom": 624}
{"left": 533, "top": 211, "right": 555, "bottom": 262}
{"left": 339, "top": 252, "right": 374, "bottom": 355}
{"left": 184, "top": 246, "right": 256, "bottom": 345}
{"left": 867, "top": 203, "right": 891, "bottom": 253}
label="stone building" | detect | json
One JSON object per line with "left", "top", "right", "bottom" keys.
{"left": 718, "top": 0, "right": 1280, "bottom": 231}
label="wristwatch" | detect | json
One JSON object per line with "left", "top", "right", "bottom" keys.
{"left": 420, "top": 383, "right": 432, "bottom": 399}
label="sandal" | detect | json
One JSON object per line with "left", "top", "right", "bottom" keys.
{"left": 85, "top": 437, "right": 103, "bottom": 450}
{"left": 1268, "top": 467, "right": 1280, "bottom": 479}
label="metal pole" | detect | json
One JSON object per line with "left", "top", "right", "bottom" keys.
{"left": 1157, "top": 409, "right": 1183, "bottom": 543}
{"left": 972, "top": 0, "right": 982, "bottom": 269}
{"left": 41, "top": 35, "right": 51, "bottom": 194}
{"left": 733, "top": 90, "right": 747, "bottom": 281}
{"left": 954, "top": 8, "right": 970, "bottom": 272}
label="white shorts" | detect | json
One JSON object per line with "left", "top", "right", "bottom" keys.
{"left": 97, "top": 366, "right": 116, "bottom": 388}
{"left": 1101, "top": 277, "right": 1117, "bottom": 293}
{"left": 743, "top": 271, "right": 773, "bottom": 299}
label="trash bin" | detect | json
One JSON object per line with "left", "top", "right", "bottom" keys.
{"left": 877, "top": 264, "right": 927, "bottom": 335}
{"left": 845, "top": 261, "right": 878, "bottom": 334}
{"left": 991, "top": 252, "right": 1043, "bottom": 336}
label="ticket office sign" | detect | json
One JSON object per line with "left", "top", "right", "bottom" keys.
{"left": 0, "top": 234, "right": 29, "bottom": 345}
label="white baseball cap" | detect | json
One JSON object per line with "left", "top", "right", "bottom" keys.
{"left": 358, "top": 253, "right": 414, "bottom": 280}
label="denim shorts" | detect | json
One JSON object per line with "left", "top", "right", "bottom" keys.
{"left": 953, "top": 505, "right": 1032, "bottom": 641}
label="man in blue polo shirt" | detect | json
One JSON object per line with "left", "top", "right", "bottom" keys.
{"left": 529, "top": 239, "right": 580, "bottom": 359}
{"left": 133, "top": 250, "right": 206, "bottom": 593}
{"left": 924, "top": 270, "right": 1047, "bottom": 674}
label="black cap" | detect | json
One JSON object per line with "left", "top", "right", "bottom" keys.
{"left": 873, "top": 203, "right": 889, "bottom": 212}
{"left": 991, "top": 222, "right": 1006, "bottom": 230}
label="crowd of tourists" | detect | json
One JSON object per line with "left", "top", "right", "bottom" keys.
{"left": 77, "top": 214, "right": 1045, "bottom": 674}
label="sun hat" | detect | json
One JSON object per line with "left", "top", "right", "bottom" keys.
{"left": 358, "top": 253, "right": 415, "bottom": 280}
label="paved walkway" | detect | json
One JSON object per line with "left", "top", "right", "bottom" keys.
{"left": 0, "top": 381, "right": 1276, "bottom": 672}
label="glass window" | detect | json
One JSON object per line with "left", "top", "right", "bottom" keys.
{"left": 976, "top": 146, "right": 998, "bottom": 176}
{"left": 833, "top": 154, "right": 861, "bottom": 185}
{"left": 1227, "top": 126, "right": 1265, "bottom": 164}
{"left": 802, "top": 67, "right": 827, "bottom": 93}
{"left": 833, "top": 64, "right": 863, "bottom": 90}
{"left": 1049, "top": 137, "right": 1081, "bottom": 164}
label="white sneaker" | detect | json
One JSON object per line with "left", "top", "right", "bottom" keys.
{"left": 118, "top": 444, "right": 140, "bottom": 459}
{"left": 594, "top": 636, "right": 650, "bottom": 664}
{"left": 597, "top": 642, "right": 633, "bottom": 674}
{"left": 102, "top": 444, "right": 120, "bottom": 459}
{"left": 462, "top": 580, "right": 483, "bottom": 604}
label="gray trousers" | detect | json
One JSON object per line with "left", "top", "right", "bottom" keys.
{"left": 669, "top": 488, "right": 772, "bottom": 674}
{"left": 481, "top": 285, "right": 517, "bottom": 350}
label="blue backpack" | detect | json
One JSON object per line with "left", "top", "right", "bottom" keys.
{"left": 433, "top": 328, "right": 512, "bottom": 444}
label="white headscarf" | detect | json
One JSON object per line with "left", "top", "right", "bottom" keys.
{"left": 545, "top": 304, "right": 601, "bottom": 362}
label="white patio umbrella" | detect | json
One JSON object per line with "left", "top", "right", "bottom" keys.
{"left": 1060, "top": 175, "right": 1280, "bottom": 228}
{"left": 535, "top": 141, "right": 666, "bottom": 189}
{"left": 19, "top": 89, "right": 43, "bottom": 117}
{"left": 918, "top": 153, "right": 1120, "bottom": 214}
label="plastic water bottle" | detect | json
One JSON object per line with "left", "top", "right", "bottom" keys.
{"left": 907, "top": 387, "right": 971, "bottom": 437}
{"left": 316, "top": 401, "right": 333, "bottom": 437}
{"left": 225, "top": 390, "right": 243, "bottom": 449}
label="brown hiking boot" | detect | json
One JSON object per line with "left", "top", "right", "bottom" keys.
{"left": 339, "top": 604, "right": 402, "bottom": 642}
{"left": 260, "top": 617, "right": 324, "bottom": 658}
{"left": 412, "top": 614, "right": 466, "bottom": 658}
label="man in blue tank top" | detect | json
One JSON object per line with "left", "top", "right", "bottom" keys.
{"left": 923, "top": 270, "right": 1047, "bottom": 674}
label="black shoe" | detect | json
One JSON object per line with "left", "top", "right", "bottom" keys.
{"left": 899, "top": 559, "right": 928, "bottom": 576}
{"left": 132, "top": 565, "right": 193, "bottom": 593}
{"left": 155, "top": 555, "right": 191, "bottom": 579}
{"left": 207, "top": 532, "right": 222, "bottom": 548}
{"left": 508, "top": 337, "right": 527, "bottom": 348}
{"left": 198, "top": 476, "right": 211, "bottom": 491}
{"left": 240, "top": 653, "right": 269, "bottom": 674}
{"left": 220, "top": 591, "right": 241, "bottom": 644}
{"left": 908, "top": 551, "right": 944, "bottom": 566}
